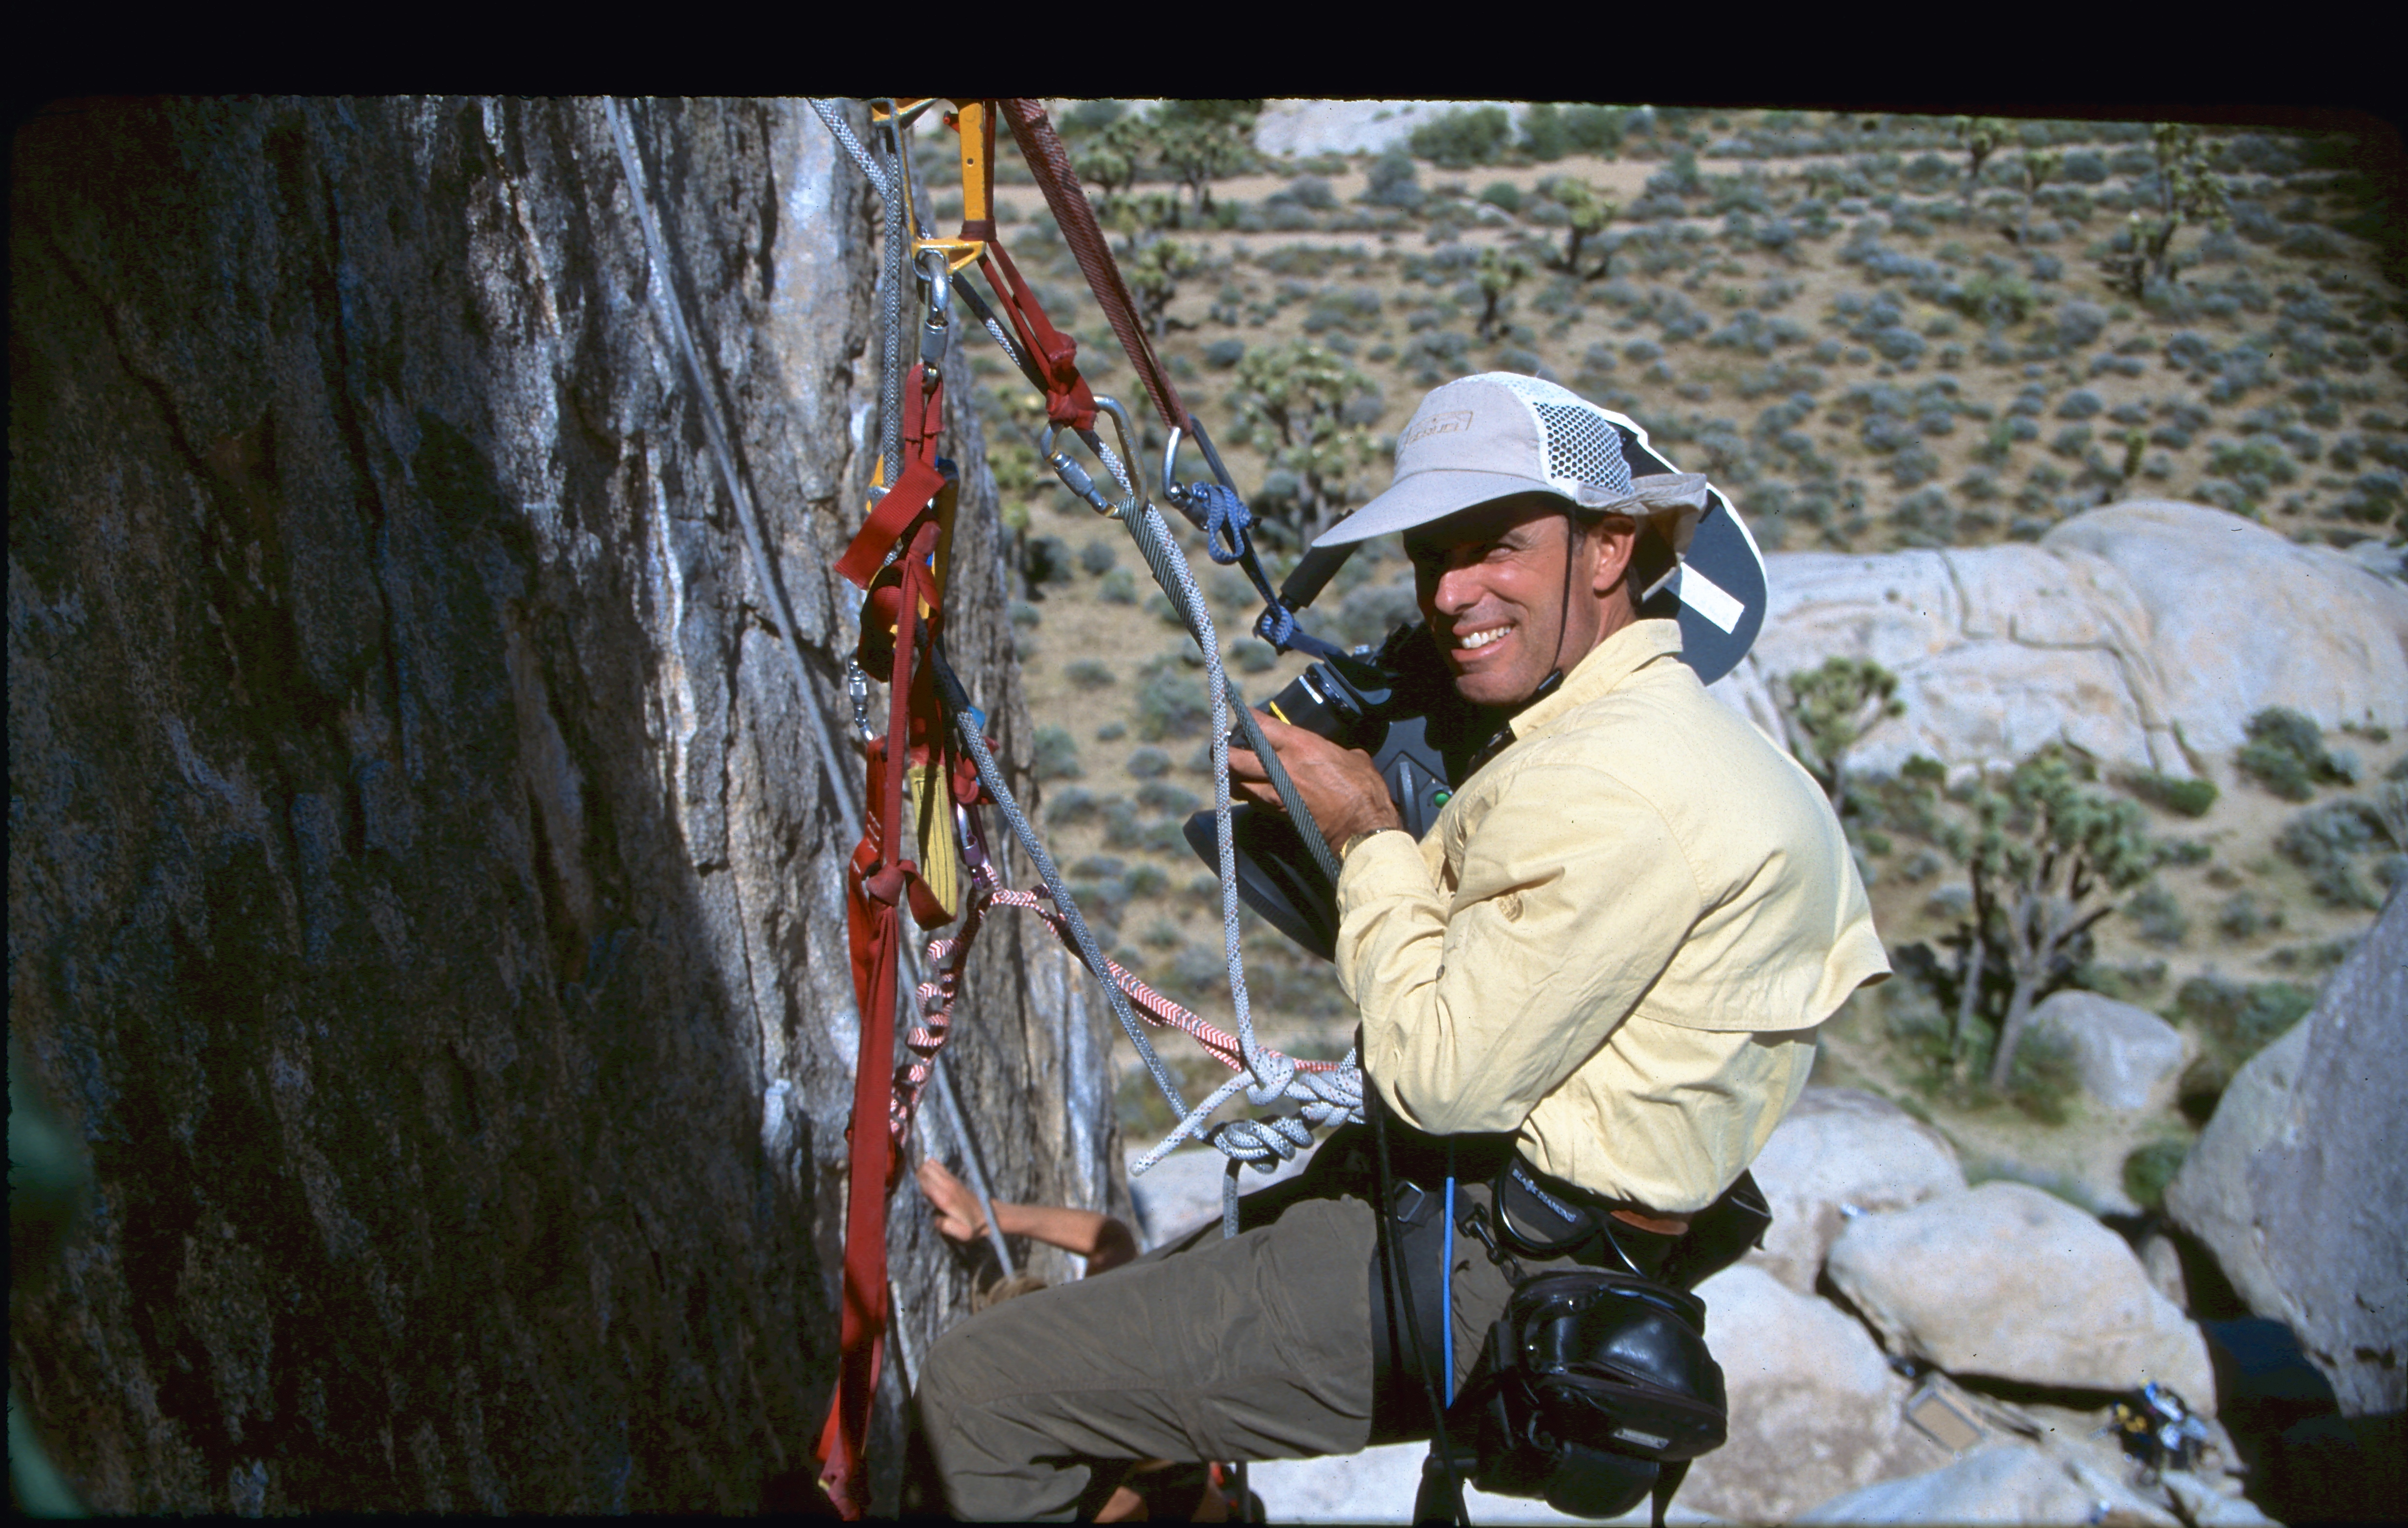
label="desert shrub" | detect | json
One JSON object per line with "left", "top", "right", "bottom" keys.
{"left": 2052, "top": 301, "right": 2108, "bottom": 349}
{"left": 2055, "top": 388, "right": 2103, "bottom": 420}
{"left": 2122, "top": 1140, "right": 2190, "bottom": 1211}
{"left": 1561, "top": 105, "right": 1624, "bottom": 155}
{"left": 1022, "top": 534, "right": 1075, "bottom": 592}
{"left": 1079, "top": 539, "right": 1119, "bottom": 577}
{"left": 1134, "top": 656, "right": 1211, "bottom": 741}
{"left": 1477, "top": 180, "right": 1522, "bottom": 213}
{"left": 2216, "top": 890, "right": 2284, "bottom": 940}
{"left": 1204, "top": 337, "right": 1247, "bottom": 368}
{"left": 1095, "top": 720, "right": 1127, "bottom": 742}
{"left": 2277, "top": 799, "right": 2388, "bottom": 908}
{"left": 1363, "top": 149, "right": 1423, "bottom": 209}
{"left": 2060, "top": 149, "right": 2109, "bottom": 185}
{"left": 1230, "top": 638, "right": 1278, "bottom": 674}
{"left": 2173, "top": 973, "right": 2315, "bottom": 1068}
{"left": 2124, "top": 770, "right": 2218, "bottom": 817}
{"left": 2005, "top": 1027, "right": 2080, "bottom": 1123}
{"left": 1136, "top": 780, "right": 1202, "bottom": 816}
{"left": 1125, "top": 862, "right": 1170, "bottom": 897}
{"left": 2237, "top": 707, "right": 2344, "bottom": 799}
{"left": 1125, "top": 747, "right": 1171, "bottom": 779}
{"left": 1140, "top": 917, "right": 1183, "bottom": 950}
{"left": 1410, "top": 106, "right": 1514, "bottom": 169}
{"left": 1031, "top": 726, "right": 1084, "bottom": 781}
{"left": 2123, "top": 884, "right": 2189, "bottom": 947}
{"left": 1950, "top": 272, "right": 2035, "bottom": 325}
{"left": 1335, "top": 578, "right": 1422, "bottom": 650}
{"left": 1047, "top": 787, "right": 1101, "bottom": 826}
{"left": 1099, "top": 569, "right": 1138, "bottom": 605}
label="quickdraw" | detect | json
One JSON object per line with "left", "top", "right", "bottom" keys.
{"left": 809, "top": 97, "right": 1369, "bottom": 1518}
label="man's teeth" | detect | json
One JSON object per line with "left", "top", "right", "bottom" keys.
{"left": 1458, "top": 626, "right": 1511, "bottom": 651}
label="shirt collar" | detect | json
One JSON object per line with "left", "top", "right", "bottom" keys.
{"left": 1508, "top": 618, "right": 1686, "bottom": 741}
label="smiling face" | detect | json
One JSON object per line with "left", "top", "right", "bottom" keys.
{"left": 1405, "top": 493, "right": 1640, "bottom": 708}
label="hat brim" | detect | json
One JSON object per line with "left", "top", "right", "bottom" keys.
{"left": 1311, "top": 469, "right": 1567, "bottom": 548}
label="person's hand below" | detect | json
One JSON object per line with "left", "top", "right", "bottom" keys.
{"left": 916, "top": 1157, "right": 987, "bottom": 1244}
{"left": 1227, "top": 712, "right": 1403, "bottom": 849}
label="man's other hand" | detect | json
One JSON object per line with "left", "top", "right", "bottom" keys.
{"left": 1228, "top": 712, "right": 1403, "bottom": 848}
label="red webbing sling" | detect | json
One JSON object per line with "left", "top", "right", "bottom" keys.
{"left": 817, "top": 360, "right": 956, "bottom": 1519}
{"left": 997, "top": 98, "right": 1198, "bottom": 440}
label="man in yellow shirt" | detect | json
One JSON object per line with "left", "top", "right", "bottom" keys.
{"left": 918, "top": 375, "right": 1886, "bottom": 1520}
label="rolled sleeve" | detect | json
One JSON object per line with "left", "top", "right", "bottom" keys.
{"left": 1335, "top": 758, "right": 1704, "bottom": 1138}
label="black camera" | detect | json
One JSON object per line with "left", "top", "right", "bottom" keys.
{"left": 1183, "top": 620, "right": 1506, "bottom": 961}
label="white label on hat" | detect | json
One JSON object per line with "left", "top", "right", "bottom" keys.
{"left": 1678, "top": 563, "right": 1745, "bottom": 634}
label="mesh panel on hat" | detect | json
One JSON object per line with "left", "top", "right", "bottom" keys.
{"left": 1479, "top": 373, "right": 1636, "bottom": 501}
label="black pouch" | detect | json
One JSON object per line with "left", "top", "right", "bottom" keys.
{"left": 1446, "top": 1270, "right": 1728, "bottom": 1522}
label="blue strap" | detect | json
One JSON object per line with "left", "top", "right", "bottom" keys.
{"left": 1191, "top": 481, "right": 1254, "bottom": 566}
{"left": 1442, "top": 1147, "right": 1457, "bottom": 1408}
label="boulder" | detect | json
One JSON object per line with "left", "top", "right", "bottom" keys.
{"left": 2024, "top": 990, "right": 2192, "bottom": 1111}
{"left": 1743, "top": 1088, "right": 1967, "bottom": 1292}
{"left": 1253, "top": 100, "right": 1525, "bottom": 158}
{"left": 1792, "top": 1441, "right": 2174, "bottom": 1526}
{"left": 2044, "top": 502, "right": 2408, "bottom": 754}
{"left": 1826, "top": 1183, "right": 2217, "bottom": 1409}
{"left": 1681, "top": 1265, "right": 1940, "bottom": 1524}
{"left": 1714, "top": 501, "right": 2408, "bottom": 779}
{"left": 2165, "top": 891, "right": 2408, "bottom": 1415}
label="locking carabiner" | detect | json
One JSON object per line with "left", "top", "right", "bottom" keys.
{"left": 916, "top": 246, "right": 953, "bottom": 372}
{"left": 1037, "top": 396, "right": 1144, "bottom": 521}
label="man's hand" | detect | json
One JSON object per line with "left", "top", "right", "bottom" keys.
{"left": 1228, "top": 712, "right": 1403, "bottom": 849}
{"left": 915, "top": 1158, "right": 988, "bottom": 1243}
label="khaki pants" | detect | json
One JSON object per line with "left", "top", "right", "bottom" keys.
{"left": 917, "top": 1168, "right": 1541, "bottom": 1522}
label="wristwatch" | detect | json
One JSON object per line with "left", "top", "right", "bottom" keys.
{"left": 1338, "top": 828, "right": 1393, "bottom": 863}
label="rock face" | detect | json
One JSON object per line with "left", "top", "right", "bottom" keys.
{"left": 1682, "top": 1264, "right": 1938, "bottom": 1524}
{"left": 1826, "top": 1183, "right": 2216, "bottom": 1408}
{"left": 1709, "top": 501, "right": 2408, "bottom": 778}
{"left": 2166, "top": 891, "right": 2407, "bottom": 1416}
{"left": 1792, "top": 1441, "right": 2161, "bottom": 1527}
{"left": 2025, "top": 990, "right": 2192, "bottom": 1111}
{"left": 1743, "top": 1087, "right": 1967, "bottom": 1293}
{"left": 8, "top": 98, "right": 1120, "bottom": 1513}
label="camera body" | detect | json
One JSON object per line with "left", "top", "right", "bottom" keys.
{"left": 1184, "top": 621, "right": 1501, "bottom": 961}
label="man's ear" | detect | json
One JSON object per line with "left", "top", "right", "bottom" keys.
{"left": 1584, "top": 514, "right": 1639, "bottom": 595}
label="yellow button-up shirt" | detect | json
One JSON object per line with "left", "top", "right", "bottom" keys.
{"left": 1336, "top": 619, "right": 1889, "bottom": 1212}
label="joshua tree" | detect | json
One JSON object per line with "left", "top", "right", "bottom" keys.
{"left": 1538, "top": 178, "right": 1620, "bottom": 280}
{"left": 1072, "top": 112, "right": 1156, "bottom": 205}
{"left": 2012, "top": 148, "right": 2061, "bottom": 246}
{"left": 1943, "top": 751, "right": 2161, "bottom": 1089}
{"left": 1226, "top": 340, "right": 1380, "bottom": 547}
{"left": 1151, "top": 100, "right": 1258, "bottom": 224}
{"left": 2098, "top": 123, "right": 2231, "bottom": 300}
{"left": 1124, "top": 236, "right": 1204, "bottom": 340}
{"left": 1770, "top": 657, "right": 1906, "bottom": 810}
{"left": 1953, "top": 116, "right": 2011, "bottom": 208}
{"left": 1474, "top": 247, "right": 1531, "bottom": 341}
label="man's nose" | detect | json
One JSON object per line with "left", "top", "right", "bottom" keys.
{"left": 1432, "top": 563, "right": 1483, "bottom": 615}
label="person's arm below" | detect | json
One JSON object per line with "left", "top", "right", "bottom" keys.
{"left": 915, "top": 1158, "right": 1138, "bottom": 1273}
{"left": 994, "top": 1201, "right": 1137, "bottom": 1273}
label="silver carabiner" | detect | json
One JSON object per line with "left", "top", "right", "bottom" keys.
{"left": 1160, "top": 424, "right": 1190, "bottom": 509}
{"left": 1087, "top": 395, "right": 1146, "bottom": 518}
{"left": 1037, "top": 421, "right": 1117, "bottom": 517}
{"left": 916, "top": 247, "right": 952, "bottom": 370}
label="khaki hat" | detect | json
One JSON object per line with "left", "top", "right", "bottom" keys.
{"left": 1313, "top": 373, "right": 1711, "bottom": 551}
